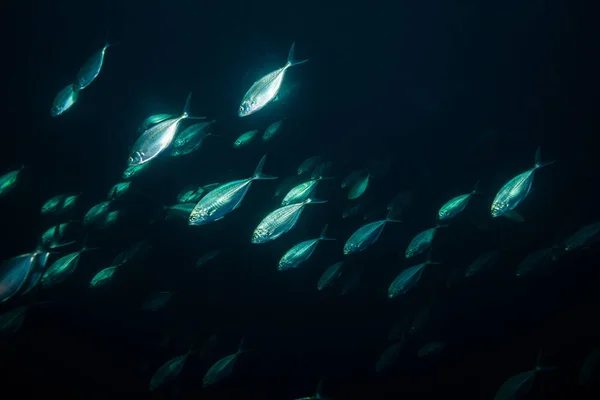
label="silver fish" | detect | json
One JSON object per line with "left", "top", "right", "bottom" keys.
{"left": 203, "top": 339, "right": 246, "bottom": 387}
{"left": 344, "top": 211, "right": 402, "bottom": 255}
{"left": 51, "top": 84, "right": 79, "bottom": 117}
{"left": 233, "top": 130, "right": 258, "bottom": 148}
{"left": 491, "top": 147, "right": 554, "bottom": 217}
{"left": 83, "top": 201, "right": 111, "bottom": 226}
{"left": 177, "top": 185, "right": 205, "bottom": 203}
{"left": 18, "top": 249, "right": 52, "bottom": 297}
{"left": 317, "top": 261, "right": 344, "bottom": 291}
{"left": 149, "top": 345, "right": 194, "bottom": 391}
{"left": 341, "top": 170, "right": 363, "bottom": 189}
{"left": 262, "top": 119, "right": 284, "bottom": 141}
{"left": 41, "top": 244, "right": 97, "bottom": 288}
{"left": 281, "top": 176, "right": 332, "bottom": 206}
{"left": 438, "top": 181, "right": 479, "bottom": 221}
{"left": 170, "top": 120, "right": 216, "bottom": 157}
{"left": 189, "top": 155, "right": 277, "bottom": 225}
{"left": 405, "top": 225, "right": 446, "bottom": 259}
{"left": 297, "top": 156, "right": 322, "bottom": 175}
{"left": 388, "top": 259, "right": 439, "bottom": 298}
{"left": 89, "top": 266, "right": 117, "bottom": 288}
{"left": 563, "top": 221, "right": 600, "bottom": 252}
{"left": 493, "top": 350, "right": 555, "bottom": 400}
{"left": 251, "top": 197, "right": 327, "bottom": 244}
{"left": 122, "top": 162, "right": 152, "bottom": 180}
{"left": 41, "top": 222, "right": 77, "bottom": 249}
{"left": 129, "top": 93, "right": 205, "bottom": 166}
{"left": 74, "top": 42, "right": 117, "bottom": 90}
{"left": 0, "top": 253, "right": 36, "bottom": 304}
{"left": 0, "top": 166, "right": 24, "bottom": 196}
{"left": 138, "top": 113, "right": 177, "bottom": 133}
{"left": 278, "top": 225, "right": 335, "bottom": 271}
{"left": 239, "top": 42, "right": 308, "bottom": 117}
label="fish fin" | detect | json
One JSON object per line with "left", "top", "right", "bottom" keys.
{"left": 425, "top": 249, "right": 442, "bottom": 265}
{"left": 385, "top": 208, "right": 403, "bottom": 223}
{"left": 253, "top": 154, "right": 278, "bottom": 180}
{"left": 534, "top": 146, "right": 555, "bottom": 169}
{"left": 502, "top": 210, "right": 524, "bottom": 222}
{"left": 237, "top": 337, "right": 246, "bottom": 352}
{"left": 306, "top": 197, "right": 327, "bottom": 205}
{"left": 472, "top": 180, "right": 481, "bottom": 194}
{"left": 319, "top": 224, "right": 335, "bottom": 241}
{"left": 49, "top": 240, "right": 77, "bottom": 249}
{"left": 287, "top": 42, "right": 309, "bottom": 67}
{"left": 181, "top": 92, "right": 205, "bottom": 119}
{"left": 534, "top": 348, "right": 558, "bottom": 372}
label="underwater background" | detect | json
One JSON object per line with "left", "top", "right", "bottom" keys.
{"left": 1, "top": 0, "right": 599, "bottom": 398}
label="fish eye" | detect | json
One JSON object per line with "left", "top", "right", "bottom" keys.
{"left": 128, "top": 157, "right": 134, "bottom": 163}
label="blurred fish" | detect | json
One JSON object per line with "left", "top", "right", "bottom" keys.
{"left": 74, "top": 42, "right": 117, "bottom": 90}
{"left": 41, "top": 194, "right": 80, "bottom": 216}
{"left": 239, "top": 42, "right": 308, "bottom": 117}
{"left": 376, "top": 341, "right": 405, "bottom": 373}
{"left": 493, "top": 349, "right": 555, "bottom": 400}
{"left": 164, "top": 203, "right": 195, "bottom": 220}
{"left": 142, "top": 291, "right": 172, "bottom": 311}
{"left": 170, "top": 120, "right": 216, "bottom": 157}
{"left": 149, "top": 344, "right": 195, "bottom": 391}
{"left": 278, "top": 225, "right": 335, "bottom": 271}
{"left": 233, "top": 130, "right": 258, "bottom": 148}
{"left": 0, "top": 166, "right": 24, "bottom": 196}
{"left": 344, "top": 210, "right": 402, "bottom": 255}
{"left": 389, "top": 255, "right": 440, "bottom": 298}
{"left": 51, "top": 84, "right": 79, "bottom": 117}
{"left": 122, "top": 162, "right": 152, "bottom": 180}
{"left": 293, "top": 380, "right": 326, "bottom": 400}
{"left": 297, "top": 156, "right": 322, "bottom": 175}
{"left": 464, "top": 250, "right": 500, "bottom": 278}
{"left": 579, "top": 347, "right": 600, "bottom": 386}
{"left": 196, "top": 250, "right": 221, "bottom": 268}
{"left": 563, "top": 221, "right": 600, "bottom": 252}
{"left": 107, "top": 182, "right": 131, "bottom": 200}
{"left": 177, "top": 185, "right": 205, "bottom": 204}
{"left": 438, "top": 181, "right": 479, "bottom": 221}
{"left": 348, "top": 171, "right": 371, "bottom": 200}
{"left": 262, "top": 119, "right": 284, "bottom": 141}
{"left": 0, "top": 253, "right": 36, "bottom": 304}
{"left": 111, "top": 241, "right": 150, "bottom": 268}
{"left": 515, "top": 247, "right": 561, "bottom": 277}
{"left": 129, "top": 93, "right": 205, "bottom": 166}
{"left": 274, "top": 176, "right": 302, "bottom": 199}
{"left": 0, "top": 305, "right": 28, "bottom": 335}
{"left": 189, "top": 155, "right": 277, "bottom": 225}
{"left": 203, "top": 338, "right": 247, "bottom": 387}
{"left": 41, "top": 222, "right": 77, "bottom": 249}
{"left": 138, "top": 114, "right": 176, "bottom": 133}
{"left": 89, "top": 266, "right": 117, "bottom": 288}
{"left": 97, "top": 210, "right": 124, "bottom": 229}
{"left": 41, "top": 243, "right": 98, "bottom": 288}
{"left": 317, "top": 261, "right": 344, "bottom": 291}
{"left": 341, "top": 170, "right": 363, "bottom": 189}
{"left": 491, "top": 147, "right": 554, "bottom": 218}
{"left": 418, "top": 341, "right": 445, "bottom": 358}
{"left": 83, "top": 201, "right": 112, "bottom": 227}
{"left": 252, "top": 197, "right": 327, "bottom": 244}
{"left": 202, "top": 182, "right": 221, "bottom": 192}
{"left": 405, "top": 225, "right": 447, "bottom": 259}
{"left": 282, "top": 176, "right": 333, "bottom": 206}
{"left": 18, "top": 248, "right": 52, "bottom": 297}
{"left": 342, "top": 203, "right": 363, "bottom": 219}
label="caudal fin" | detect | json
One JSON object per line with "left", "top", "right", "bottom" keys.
{"left": 287, "top": 42, "right": 309, "bottom": 67}
{"left": 319, "top": 224, "right": 336, "bottom": 241}
{"left": 182, "top": 92, "right": 207, "bottom": 120}
{"left": 534, "top": 146, "right": 555, "bottom": 169}
{"left": 252, "top": 154, "right": 278, "bottom": 180}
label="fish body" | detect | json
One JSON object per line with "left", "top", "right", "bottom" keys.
{"left": 83, "top": 201, "right": 111, "bottom": 226}
{"left": 465, "top": 250, "right": 500, "bottom": 277}
{"left": 515, "top": 247, "right": 559, "bottom": 276}
{"left": 563, "top": 222, "right": 600, "bottom": 252}
{"left": 344, "top": 212, "right": 401, "bottom": 255}
{"left": 281, "top": 179, "right": 320, "bottom": 206}
{"left": 189, "top": 155, "right": 276, "bottom": 225}
{"left": 438, "top": 181, "right": 479, "bottom": 221}
{"left": 74, "top": 43, "right": 115, "bottom": 90}
{"left": 149, "top": 352, "right": 189, "bottom": 391}
{"left": 0, "top": 166, "right": 24, "bottom": 196}
{"left": 0, "top": 306, "right": 28, "bottom": 334}
{"left": 405, "top": 226, "right": 445, "bottom": 258}
{"left": 203, "top": 340, "right": 246, "bottom": 387}
{"left": 142, "top": 291, "right": 172, "bottom": 311}
{"left": 233, "top": 130, "right": 258, "bottom": 148}
{"left": 90, "top": 266, "right": 117, "bottom": 287}
{"left": 122, "top": 162, "right": 151, "bottom": 180}
{"left": 491, "top": 147, "right": 554, "bottom": 217}
{"left": 41, "top": 194, "right": 79, "bottom": 215}
{"left": 388, "top": 262, "right": 428, "bottom": 298}
{"left": 297, "top": 156, "right": 322, "bottom": 175}
{"left": 252, "top": 197, "right": 326, "bottom": 244}
{"left": 239, "top": 43, "right": 308, "bottom": 117}
{"left": 170, "top": 120, "right": 215, "bottom": 157}
{"left": 262, "top": 119, "right": 284, "bottom": 141}
{"left": 376, "top": 341, "right": 405, "bottom": 373}
{"left": 317, "top": 261, "right": 344, "bottom": 290}
{"left": 0, "top": 253, "right": 36, "bottom": 304}
{"left": 51, "top": 84, "right": 79, "bottom": 116}
{"left": 348, "top": 173, "right": 370, "bottom": 200}
{"left": 108, "top": 182, "right": 131, "bottom": 200}
{"left": 278, "top": 225, "right": 334, "bottom": 270}
{"left": 164, "top": 203, "right": 195, "bottom": 220}
{"left": 41, "top": 222, "right": 76, "bottom": 249}
{"left": 41, "top": 250, "right": 84, "bottom": 288}
{"left": 138, "top": 114, "right": 176, "bottom": 133}
{"left": 177, "top": 185, "right": 205, "bottom": 203}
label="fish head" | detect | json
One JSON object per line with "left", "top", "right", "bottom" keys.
{"left": 490, "top": 200, "right": 508, "bottom": 218}
{"left": 128, "top": 151, "right": 145, "bottom": 166}
{"left": 251, "top": 227, "right": 270, "bottom": 243}
{"left": 238, "top": 99, "right": 257, "bottom": 117}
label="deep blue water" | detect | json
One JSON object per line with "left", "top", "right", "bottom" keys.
{"left": 1, "top": 0, "right": 598, "bottom": 398}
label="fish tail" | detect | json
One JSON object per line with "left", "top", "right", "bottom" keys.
{"left": 385, "top": 209, "right": 403, "bottom": 223}
{"left": 181, "top": 92, "right": 207, "bottom": 120}
{"left": 425, "top": 249, "right": 442, "bottom": 265}
{"left": 534, "top": 146, "right": 555, "bottom": 169}
{"left": 472, "top": 180, "right": 481, "bottom": 194}
{"left": 306, "top": 197, "right": 327, "bottom": 205}
{"left": 253, "top": 154, "right": 278, "bottom": 180}
{"left": 287, "top": 42, "right": 309, "bottom": 67}
{"left": 319, "top": 224, "right": 336, "bottom": 241}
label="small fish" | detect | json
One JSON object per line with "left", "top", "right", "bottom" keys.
{"left": 405, "top": 225, "right": 447, "bottom": 259}
{"left": 376, "top": 341, "right": 405, "bottom": 373}
{"left": 233, "top": 130, "right": 258, "bottom": 148}
{"left": 418, "top": 341, "right": 445, "bottom": 358}
{"left": 122, "top": 162, "right": 152, "bottom": 180}
{"left": 83, "top": 201, "right": 112, "bottom": 226}
{"left": 278, "top": 225, "right": 335, "bottom": 271}
{"left": 189, "top": 155, "right": 277, "bottom": 225}
{"left": 239, "top": 42, "right": 308, "bottom": 117}
{"left": 51, "top": 84, "right": 79, "bottom": 117}
{"left": 41, "top": 222, "right": 77, "bottom": 249}
{"left": 341, "top": 170, "right": 363, "bottom": 189}
{"left": 515, "top": 247, "right": 561, "bottom": 277}
{"left": 41, "top": 194, "right": 80, "bottom": 216}
{"left": 170, "top": 120, "right": 216, "bottom": 157}
{"left": 252, "top": 197, "right": 327, "bottom": 244}
{"left": 142, "top": 291, "right": 172, "bottom": 311}
{"left": 177, "top": 185, "right": 205, "bottom": 203}
{"left": 342, "top": 204, "right": 363, "bottom": 219}
{"left": 388, "top": 256, "right": 440, "bottom": 298}
{"left": 281, "top": 176, "right": 333, "bottom": 206}
{"left": 138, "top": 114, "right": 176, "bottom": 133}
{"left": 89, "top": 266, "right": 117, "bottom": 288}
{"left": 74, "top": 42, "right": 117, "bottom": 90}
{"left": 0, "top": 166, "right": 25, "bottom": 197}
{"left": 0, "top": 253, "right": 36, "bottom": 304}
{"left": 107, "top": 182, "right": 131, "bottom": 200}
{"left": 129, "top": 93, "right": 205, "bottom": 166}
{"left": 297, "top": 156, "right": 322, "bottom": 175}
{"left": 348, "top": 172, "right": 370, "bottom": 200}
{"left": 317, "top": 261, "right": 344, "bottom": 291}
{"left": 97, "top": 210, "right": 123, "bottom": 229}
{"left": 274, "top": 176, "right": 302, "bottom": 199}
{"left": 494, "top": 349, "right": 555, "bottom": 399}
{"left": 203, "top": 338, "right": 247, "bottom": 387}
{"left": 563, "top": 221, "right": 600, "bottom": 252}
{"left": 41, "top": 244, "right": 98, "bottom": 288}
{"left": 149, "top": 344, "right": 195, "bottom": 391}
{"left": 464, "top": 250, "right": 500, "bottom": 277}
{"left": 438, "top": 181, "right": 479, "bottom": 221}
{"left": 344, "top": 210, "right": 402, "bottom": 255}
{"left": 491, "top": 147, "right": 555, "bottom": 218}
{"left": 111, "top": 241, "right": 150, "bottom": 268}
{"left": 196, "top": 250, "right": 221, "bottom": 268}
{"left": 262, "top": 119, "right": 284, "bottom": 141}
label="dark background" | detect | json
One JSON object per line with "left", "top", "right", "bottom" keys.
{"left": 1, "top": 0, "right": 598, "bottom": 398}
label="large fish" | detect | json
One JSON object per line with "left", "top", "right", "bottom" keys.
{"left": 129, "top": 93, "right": 205, "bottom": 166}
{"left": 491, "top": 147, "right": 554, "bottom": 218}
{"left": 252, "top": 197, "right": 327, "bottom": 244}
{"left": 278, "top": 225, "right": 335, "bottom": 271}
{"left": 344, "top": 210, "right": 402, "bottom": 255}
{"left": 74, "top": 42, "right": 118, "bottom": 90}
{"left": 189, "top": 155, "right": 277, "bottom": 225}
{"left": 51, "top": 84, "right": 79, "bottom": 117}
{"left": 239, "top": 43, "right": 308, "bottom": 117}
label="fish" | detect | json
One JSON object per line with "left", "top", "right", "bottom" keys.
{"left": 563, "top": 221, "right": 600, "bottom": 252}
{"left": 317, "top": 261, "right": 344, "bottom": 291}
{"left": 278, "top": 225, "right": 335, "bottom": 271}
{"left": 138, "top": 114, "right": 176, "bottom": 133}
{"left": 388, "top": 256, "right": 440, "bottom": 298}
{"left": 464, "top": 250, "right": 500, "bottom": 277}
{"left": 438, "top": 181, "right": 479, "bottom": 221}
{"left": 177, "top": 185, "right": 205, "bottom": 203}
{"left": 41, "top": 244, "right": 97, "bottom": 288}
{"left": 376, "top": 341, "right": 405, "bottom": 373}
{"left": 341, "top": 170, "right": 363, "bottom": 189}
{"left": 262, "top": 119, "right": 284, "bottom": 141}
{"left": 89, "top": 266, "right": 117, "bottom": 288}
{"left": 281, "top": 176, "right": 333, "bottom": 206}
{"left": 142, "top": 291, "right": 172, "bottom": 311}
{"left": 129, "top": 93, "right": 205, "bottom": 166}
{"left": 348, "top": 172, "right": 370, "bottom": 200}
{"left": 122, "top": 162, "right": 152, "bottom": 180}
{"left": 251, "top": 197, "right": 327, "bottom": 244}
{"left": 405, "top": 225, "right": 447, "bottom": 258}
{"left": 491, "top": 147, "right": 555, "bottom": 217}
{"left": 293, "top": 380, "right": 326, "bottom": 400}
{"left": 233, "top": 130, "right": 258, "bottom": 148}
{"left": 196, "top": 250, "right": 221, "bottom": 268}
{"left": 170, "top": 120, "right": 216, "bottom": 157}
{"left": 41, "top": 194, "right": 80, "bottom": 216}
{"left": 0, "top": 166, "right": 24, "bottom": 196}
{"left": 18, "top": 248, "right": 52, "bottom": 297}
{"left": 344, "top": 210, "right": 402, "bottom": 255}
{"left": 189, "top": 155, "right": 277, "bottom": 225}
{"left": 107, "top": 182, "right": 131, "bottom": 200}
{"left": 51, "top": 84, "right": 79, "bottom": 117}
{"left": 83, "top": 201, "right": 112, "bottom": 226}
{"left": 418, "top": 342, "right": 445, "bottom": 358}
{"left": 578, "top": 347, "right": 600, "bottom": 386}
{"left": 0, "top": 253, "right": 36, "bottom": 304}
{"left": 493, "top": 349, "right": 555, "bottom": 399}
{"left": 203, "top": 338, "right": 247, "bottom": 387}
{"left": 40, "top": 222, "right": 77, "bottom": 249}
{"left": 149, "top": 344, "right": 195, "bottom": 391}
{"left": 97, "top": 210, "right": 123, "bottom": 229}
{"left": 515, "top": 247, "right": 561, "bottom": 277}
{"left": 111, "top": 241, "right": 150, "bottom": 268}
{"left": 74, "top": 42, "right": 117, "bottom": 90}
{"left": 239, "top": 42, "right": 308, "bottom": 117}
{"left": 297, "top": 156, "right": 322, "bottom": 175}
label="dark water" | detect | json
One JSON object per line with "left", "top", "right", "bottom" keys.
{"left": 1, "top": 0, "right": 598, "bottom": 398}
